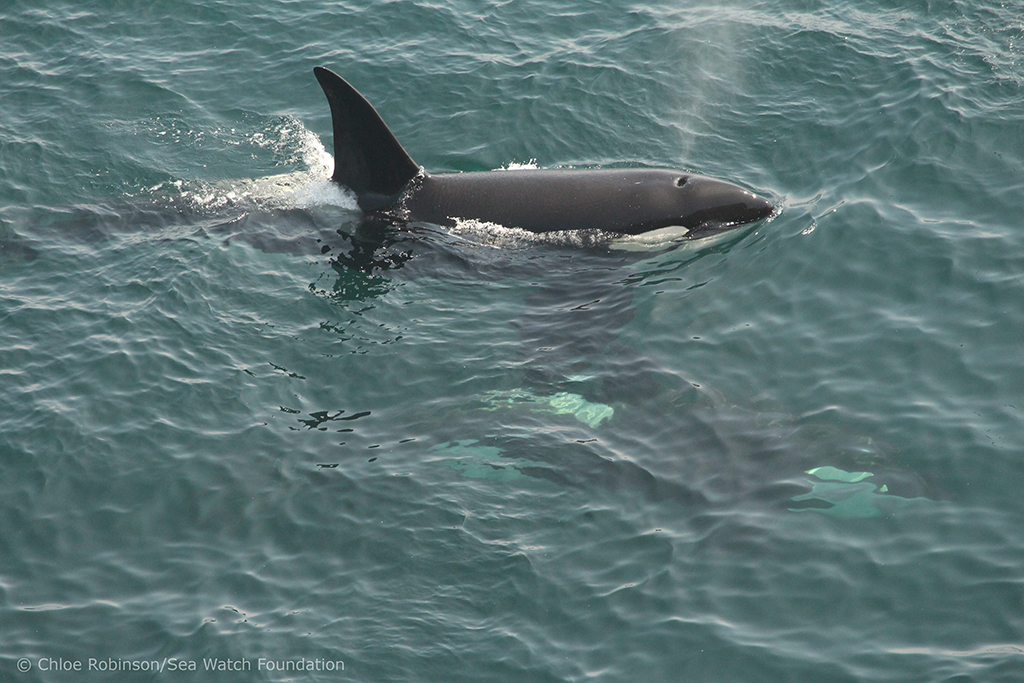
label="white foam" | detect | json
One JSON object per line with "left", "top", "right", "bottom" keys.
{"left": 140, "top": 118, "right": 359, "bottom": 213}
{"left": 446, "top": 218, "right": 543, "bottom": 248}
{"left": 497, "top": 159, "right": 539, "bottom": 171}
{"left": 446, "top": 218, "right": 613, "bottom": 249}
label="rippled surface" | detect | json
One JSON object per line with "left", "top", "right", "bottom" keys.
{"left": 1, "top": 0, "right": 1023, "bottom": 680}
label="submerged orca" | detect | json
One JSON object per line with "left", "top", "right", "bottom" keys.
{"left": 313, "top": 66, "right": 773, "bottom": 239}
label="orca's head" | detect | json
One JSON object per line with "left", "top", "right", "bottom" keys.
{"left": 667, "top": 173, "right": 775, "bottom": 236}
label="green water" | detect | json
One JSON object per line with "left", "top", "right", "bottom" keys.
{"left": 1, "top": 0, "right": 1023, "bottom": 681}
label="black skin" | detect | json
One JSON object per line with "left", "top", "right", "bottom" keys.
{"left": 312, "top": 66, "right": 774, "bottom": 238}
{"left": 400, "top": 168, "right": 774, "bottom": 237}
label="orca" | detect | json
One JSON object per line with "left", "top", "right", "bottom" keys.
{"left": 313, "top": 66, "right": 774, "bottom": 239}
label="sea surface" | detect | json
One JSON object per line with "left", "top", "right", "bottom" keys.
{"left": 1, "top": 0, "right": 1023, "bottom": 681}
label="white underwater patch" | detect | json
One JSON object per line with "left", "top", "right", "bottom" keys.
{"left": 428, "top": 440, "right": 531, "bottom": 481}
{"left": 427, "top": 388, "right": 613, "bottom": 482}
{"left": 790, "top": 465, "right": 929, "bottom": 518}
{"left": 480, "top": 388, "right": 614, "bottom": 429}
{"left": 608, "top": 224, "right": 692, "bottom": 251}
{"left": 610, "top": 221, "right": 765, "bottom": 252}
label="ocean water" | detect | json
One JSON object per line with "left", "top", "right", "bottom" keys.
{"left": 1, "top": 0, "right": 1023, "bottom": 680}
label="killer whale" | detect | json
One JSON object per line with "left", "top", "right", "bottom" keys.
{"left": 313, "top": 66, "right": 773, "bottom": 238}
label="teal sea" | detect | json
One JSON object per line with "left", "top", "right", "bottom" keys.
{"left": 2, "top": 0, "right": 1023, "bottom": 680}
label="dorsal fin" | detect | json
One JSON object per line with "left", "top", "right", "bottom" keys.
{"left": 313, "top": 66, "right": 420, "bottom": 211}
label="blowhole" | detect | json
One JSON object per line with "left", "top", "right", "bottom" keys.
{"left": 675, "top": 176, "right": 689, "bottom": 187}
